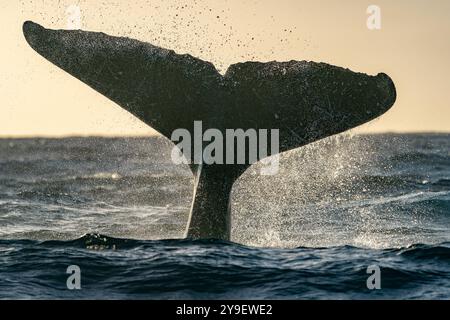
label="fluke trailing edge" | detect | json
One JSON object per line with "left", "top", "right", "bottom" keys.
{"left": 22, "top": 21, "right": 396, "bottom": 240}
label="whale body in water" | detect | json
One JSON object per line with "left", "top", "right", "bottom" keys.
{"left": 22, "top": 21, "right": 396, "bottom": 240}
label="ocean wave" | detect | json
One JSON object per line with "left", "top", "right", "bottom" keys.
{"left": 1, "top": 233, "right": 449, "bottom": 254}
{"left": 432, "top": 178, "right": 450, "bottom": 187}
{"left": 346, "top": 190, "right": 450, "bottom": 208}
{"left": 0, "top": 135, "right": 449, "bottom": 299}
{"left": 388, "top": 152, "right": 450, "bottom": 165}
{"left": 0, "top": 234, "right": 448, "bottom": 299}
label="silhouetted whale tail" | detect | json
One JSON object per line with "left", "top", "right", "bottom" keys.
{"left": 23, "top": 21, "right": 396, "bottom": 240}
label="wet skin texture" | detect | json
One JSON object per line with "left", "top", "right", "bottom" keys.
{"left": 23, "top": 21, "right": 396, "bottom": 240}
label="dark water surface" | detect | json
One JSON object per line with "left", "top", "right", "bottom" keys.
{"left": 0, "top": 134, "right": 449, "bottom": 299}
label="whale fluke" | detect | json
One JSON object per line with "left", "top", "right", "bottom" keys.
{"left": 23, "top": 21, "right": 396, "bottom": 240}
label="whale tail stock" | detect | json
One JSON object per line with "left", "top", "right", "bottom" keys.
{"left": 23, "top": 21, "right": 396, "bottom": 240}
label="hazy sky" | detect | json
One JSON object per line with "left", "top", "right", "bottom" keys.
{"left": 1, "top": 0, "right": 449, "bottom": 136}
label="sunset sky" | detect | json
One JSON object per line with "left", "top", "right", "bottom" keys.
{"left": 1, "top": 0, "right": 449, "bottom": 136}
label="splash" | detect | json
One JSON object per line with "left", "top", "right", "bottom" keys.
{"left": 232, "top": 133, "right": 449, "bottom": 248}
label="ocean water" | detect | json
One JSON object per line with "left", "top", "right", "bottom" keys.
{"left": 0, "top": 134, "right": 449, "bottom": 299}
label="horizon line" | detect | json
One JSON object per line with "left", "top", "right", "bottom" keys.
{"left": 0, "top": 131, "right": 449, "bottom": 139}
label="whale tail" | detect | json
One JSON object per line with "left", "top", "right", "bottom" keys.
{"left": 23, "top": 21, "right": 396, "bottom": 240}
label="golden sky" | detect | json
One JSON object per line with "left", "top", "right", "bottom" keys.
{"left": 1, "top": 0, "right": 449, "bottom": 136}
